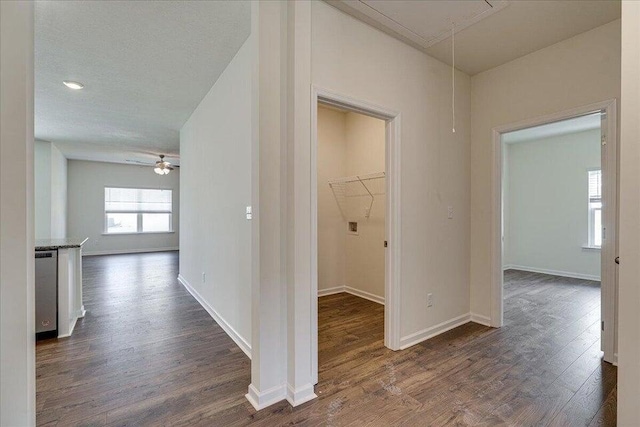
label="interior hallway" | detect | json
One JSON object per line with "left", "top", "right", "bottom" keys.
{"left": 36, "top": 254, "right": 615, "bottom": 426}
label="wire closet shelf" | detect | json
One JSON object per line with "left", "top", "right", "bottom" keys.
{"left": 328, "top": 171, "right": 385, "bottom": 221}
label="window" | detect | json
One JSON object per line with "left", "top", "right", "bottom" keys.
{"left": 105, "top": 187, "right": 173, "bottom": 234}
{"left": 588, "top": 169, "right": 602, "bottom": 248}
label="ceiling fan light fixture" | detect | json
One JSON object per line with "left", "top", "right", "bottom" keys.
{"left": 154, "top": 154, "right": 173, "bottom": 175}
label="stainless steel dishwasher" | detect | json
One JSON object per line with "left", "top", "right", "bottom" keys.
{"left": 35, "top": 250, "right": 57, "bottom": 339}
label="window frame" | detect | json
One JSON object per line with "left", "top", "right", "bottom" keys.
{"left": 587, "top": 168, "right": 602, "bottom": 249}
{"left": 103, "top": 186, "right": 174, "bottom": 235}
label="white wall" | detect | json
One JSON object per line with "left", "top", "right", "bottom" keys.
{"left": 312, "top": 1, "right": 472, "bottom": 340}
{"left": 317, "top": 107, "right": 347, "bottom": 293}
{"left": 617, "top": 1, "right": 640, "bottom": 423}
{"left": 67, "top": 160, "right": 179, "bottom": 255}
{"left": 504, "top": 130, "right": 601, "bottom": 280}
{"left": 34, "top": 141, "right": 52, "bottom": 239}
{"left": 35, "top": 140, "right": 67, "bottom": 239}
{"left": 50, "top": 143, "right": 67, "bottom": 239}
{"left": 344, "top": 111, "right": 386, "bottom": 299}
{"left": 470, "top": 19, "right": 621, "bottom": 319}
{"left": 317, "top": 107, "right": 386, "bottom": 300}
{"left": 0, "top": 1, "right": 35, "bottom": 424}
{"left": 179, "top": 38, "right": 252, "bottom": 353}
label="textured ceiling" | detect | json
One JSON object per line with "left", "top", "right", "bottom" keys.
{"left": 35, "top": 0, "right": 251, "bottom": 162}
{"left": 329, "top": 0, "right": 621, "bottom": 75}
{"left": 503, "top": 113, "right": 601, "bottom": 144}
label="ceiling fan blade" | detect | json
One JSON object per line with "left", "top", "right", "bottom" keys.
{"left": 125, "top": 159, "right": 154, "bottom": 166}
{"left": 125, "top": 157, "right": 179, "bottom": 168}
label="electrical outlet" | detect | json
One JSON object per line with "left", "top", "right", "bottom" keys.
{"left": 447, "top": 206, "right": 454, "bottom": 219}
{"left": 427, "top": 293, "right": 433, "bottom": 307}
{"left": 202, "top": 272, "right": 206, "bottom": 283}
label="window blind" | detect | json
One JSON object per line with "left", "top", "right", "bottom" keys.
{"left": 105, "top": 188, "right": 172, "bottom": 213}
{"left": 588, "top": 170, "right": 601, "bottom": 202}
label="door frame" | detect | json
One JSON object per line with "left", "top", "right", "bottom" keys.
{"left": 310, "top": 86, "right": 402, "bottom": 383}
{"left": 490, "top": 99, "right": 618, "bottom": 363}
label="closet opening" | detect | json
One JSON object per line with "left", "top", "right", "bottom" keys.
{"left": 316, "top": 101, "right": 387, "bottom": 368}
{"left": 310, "top": 88, "right": 401, "bottom": 385}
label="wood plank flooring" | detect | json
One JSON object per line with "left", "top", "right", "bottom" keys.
{"left": 36, "top": 255, "right": 616, "bottom": 426}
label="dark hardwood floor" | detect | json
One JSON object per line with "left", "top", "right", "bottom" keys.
{"left": 36, "top": 255, "right": 616, "bottom": 426}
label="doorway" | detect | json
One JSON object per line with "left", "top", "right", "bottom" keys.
{"left": 316, "top": 103, "right": 386, "bottom": 366}
{"left": 491, "top": 100, "right": 617, "bottom": 364}
{"left": 310, "top": 88, "right": 401, "bottom": 384}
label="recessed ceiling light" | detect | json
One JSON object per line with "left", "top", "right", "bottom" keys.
{"left": 63, "top": 81, "right": 84, "bottom": 90}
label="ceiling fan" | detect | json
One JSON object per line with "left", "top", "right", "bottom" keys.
{"left": 125, "top": 154, "right": 179, "bottom": 175}
{"left": 153, "top": 154, "right": 174, "bottom": 175}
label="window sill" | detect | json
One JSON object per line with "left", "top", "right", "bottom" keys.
{"left": 102, "top": 231, "right": 175, "bottom": 236}
{"left": 582, "top": 245, "right": 601, "bottom": 251}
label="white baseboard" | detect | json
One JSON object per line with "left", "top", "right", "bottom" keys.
{"left": 317, "top": 286, "right": 344, "bottom": 297}
{"left": 58, "top": 315, "right": 78, "bottom": 339}
{"left": 246, "top": 383, "right": 287, "bottom": 411}
{"left": 83, "top": 247, "right": 179, "bottom": 256}
{"left": 317, "top": 285, "right": 385, "bottom": 305}
{"left": 345, "top": 286, "right": 385, "bottom": 305}
{"left": 613, "top": 353, "right": 618, "bottom": 367}
{"left": 504, "top": 264, "right": 600, "bottom": 282}
{"left": 286, "top": 383, "right": 317, "bottom": 407}
{"left": 399, "top": 313, "right": 471, "bottom": 350}
{"left": 470, "top": 312, "right": 492, "bottom": 327}
{"left": 177, "top": 274, "right": 251, "bottom": 359}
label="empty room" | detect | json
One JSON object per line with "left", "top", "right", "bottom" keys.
{"left": 500, "top": 111, "right": 614, "bottom": 389}
{"left": 5, "top": 0, "right": 640, "bottom": 426}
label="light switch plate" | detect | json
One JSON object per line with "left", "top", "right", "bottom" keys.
{"left": 246, "top": 206, "right": 252, "bottom": 220}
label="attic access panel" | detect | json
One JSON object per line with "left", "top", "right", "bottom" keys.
{"left": 333, "top": 0, "right": 509, "bottom": 49}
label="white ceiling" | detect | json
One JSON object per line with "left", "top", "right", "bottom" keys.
{"left": 327, "top": 0, "right": 509, "bottom": 50}
{"left": 328, "top": 0, "right": 621, "bottom": 75}
{"left": 502, "top": 113, "right": 601, "bottom": 144}
{"left": 35, "top": 0, "right": 251, "bottom": 164}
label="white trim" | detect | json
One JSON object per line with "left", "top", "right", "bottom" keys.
{"left": 286, "top": 383, "right": 317, "bottom": 407}
{"left": 177, "top": 274, "right": 251, "bottom": 359}
{"left": 399, "top": 313, "right": 471, "bottom": 350}
{"left": 245, "top": 383, "right": 287, "bottom": 411}
{"left": 491, "top": 99, "right": 618, "bottom": 364}
{"left": 69, "top": 316, "right": 78, "bottom": 337}
{"left": 83, "top": 247, "right": 179, "bottom": 257}
{"left": 613, "top": 352, "right": 618, "bottom": 367}
{"left": 503, "top": 265, "right": 601, "bottom": 282}
{"left": 470, "top": 312, "right": 492, "bottom": 327}
{"left": 581, "top": 245, "right": 601, "bottom": 251}
{"left": 345, "top": 286, "right": 385, "bottom": 305}
{"left": 57, "top": 316, "right": 78, "bottom": 339}
{"left": 317, "top": 286, "right": 345, "bottom": 297}
{"left": 310, "top": 86, "right": 402, "bottom": 392}
{"left": 317, "top": 286, "right": 385, "bottom": 305}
